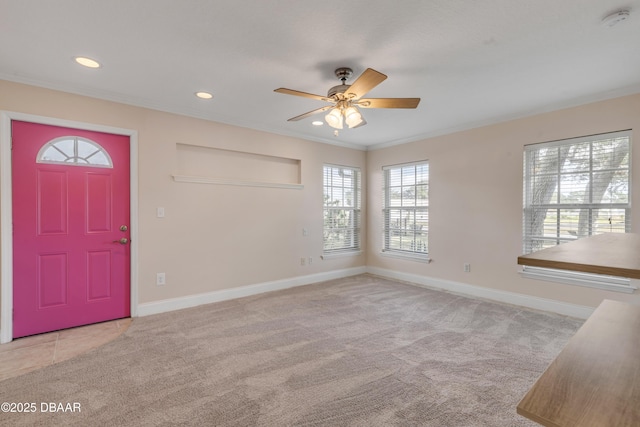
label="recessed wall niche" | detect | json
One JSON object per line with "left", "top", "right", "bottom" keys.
{"left": 172, "top": 143, "right": 302, "bottom": 189}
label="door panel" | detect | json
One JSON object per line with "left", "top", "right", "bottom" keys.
{"left": 86, "top": 173, "right": 112, "bottom": 233}
{"left": 12, "top": 120, "right": 130, "bottom": 338}
{"left": 87, "top": 250, "right": 112, "bottom": 300}
{"left": 37, "top": 170, "right": 68, "bottom": 235}
{"left": 38, "top": 253, "right": 68, "bottom": 308}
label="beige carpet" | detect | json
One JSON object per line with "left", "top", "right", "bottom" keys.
{"left": 0, "top": 274, "right": 582, "bottom": 426}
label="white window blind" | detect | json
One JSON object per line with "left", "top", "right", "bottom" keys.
{"left": 523, "top": 130, "right": 630, "bottom": 254}
{"left": 383, "top": 161, "right": 429, "bottom": 259}
{"left": 323, "top": 165, "right": 361, "bottom": 253}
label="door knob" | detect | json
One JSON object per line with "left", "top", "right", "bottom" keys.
{"left": 113, "top": 238, "right": 128, "bottom": 245}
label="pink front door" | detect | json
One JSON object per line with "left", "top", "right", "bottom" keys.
{"left": 12, "top": 121, "right": 130, "bottom": 338}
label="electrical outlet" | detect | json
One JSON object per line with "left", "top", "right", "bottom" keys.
{"left": 300, "top": 257, "right": 306, "bottom": 266}
{"left": 308, "top": 257, "right": 313, "bottom": 265}
{"left": 464, "top": 263, "right": 471, "bottom": 273}
{"left": 156, "top": 272, "right": 166, "bottom": 285}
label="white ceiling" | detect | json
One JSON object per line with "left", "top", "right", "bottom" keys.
{"left": 1, "top": 1, "right": 639, "bottom": 150}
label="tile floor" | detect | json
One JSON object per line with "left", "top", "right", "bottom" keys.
{"left": 0, "top": 318, "right": 132, "bottom": 382}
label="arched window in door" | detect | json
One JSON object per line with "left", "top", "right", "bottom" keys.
{"left": 36, "top": 136, "right": 113, "bottom": 168}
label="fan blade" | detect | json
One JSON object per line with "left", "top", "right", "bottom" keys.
{"left": 287, "top": 105, "right": 334, "bottom": 121}
{"left": 275, "top": 88, "right": 330, "bottom": 102}
{"left": 343, "top": 68, "right": 387, "bottom": 100}
{"left": 357, "top": 98, "right": 420, "bottom": 109}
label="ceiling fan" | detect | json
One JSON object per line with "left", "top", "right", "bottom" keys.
{"left": 274, "top": 67, "right": 420, "bottom": 130}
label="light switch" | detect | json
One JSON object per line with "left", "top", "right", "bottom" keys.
{"left": 157, "top": 207, "right": 165, "bottom": 218}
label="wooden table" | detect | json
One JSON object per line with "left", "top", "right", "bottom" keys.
{"left": 517, "top": 299, "right": 640, "bottom": 426}
{"left": 517, "top": 233, "right": 640, "bottom": 279}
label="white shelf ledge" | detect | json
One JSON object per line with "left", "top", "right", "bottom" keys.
{"left": 172, "top": 174, "right": 303, "bottom": 190}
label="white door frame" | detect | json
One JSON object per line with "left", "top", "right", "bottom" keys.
{"left": 0, "top": 111, "right": 139, "bottom": 344}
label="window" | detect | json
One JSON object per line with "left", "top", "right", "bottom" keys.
{"left": 323, "top": 165, "right": 361, "bottom": 254}
{"left": 523, "top": 131, "right": 630, "bottom": 251}
{"left": 37, "top": 136, "right": 113, "bottom": 168}
{"left": 523, "top": 130, "right": 632, "bottom": 291}
{"left": 383, "top": 161, "right": 429, "bottom": 260}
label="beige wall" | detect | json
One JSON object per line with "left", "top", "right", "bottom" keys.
{"left": 2, "top": 79, "right": 639, "bottom": 323}
{"left": 0, "top": 80, "right": 366, "bottom": 309}
{"left": 367, "top": 93, "right": 640, "bottom": 308}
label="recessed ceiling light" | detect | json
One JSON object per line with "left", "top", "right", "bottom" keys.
{"left": 195, "top": 91, "right": 213, "bottom": 99}
{"left": 312, "top": 121, "right": 323, "bottom": 126}
{"left": 602, "top": 10, "right": 630, "bottom": 27}
{"left": 74, "top": 56, "right": 101, "bottom": 68}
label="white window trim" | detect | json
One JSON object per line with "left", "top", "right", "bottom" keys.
{"left": 523, "top": 129, "right": 631, "bottom": 251}
{"left": 520, "top": 266, "right": 636, "bottom": 294}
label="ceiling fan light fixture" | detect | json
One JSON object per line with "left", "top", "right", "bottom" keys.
{"left": 344, "top": 106, "right": 363, "bottom": 128}
{"left": 325, "top": 108, "right": 343, "bottom": 129}
{"left": 352, "top": 117, "right": 367, "bottom": 129}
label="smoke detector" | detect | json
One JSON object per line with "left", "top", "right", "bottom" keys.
{"left": 602, "top": 10, "right": 630, "bottom": 27}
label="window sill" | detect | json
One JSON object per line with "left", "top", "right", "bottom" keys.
{"left": 520, "top": 266, "right": 637, "bottom": 294}
{"left": 380, "top": 250, "right": 431, "bottom": 263}
{"left": 321, "top": 250, "right": 362, "bottom": 260}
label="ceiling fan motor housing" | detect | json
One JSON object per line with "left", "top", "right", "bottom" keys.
{"left": 328, "top": 84, "right": 351, "bottom": 98}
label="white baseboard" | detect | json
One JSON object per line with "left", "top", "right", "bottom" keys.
{"left": 137, "top": 267, "right": 367, "bottom": 317}
{"left": 138, "top": 265, "right": 594, "bottom": 319}
{"left": 366, "top": 267, "right": 595, "bottom": 319}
